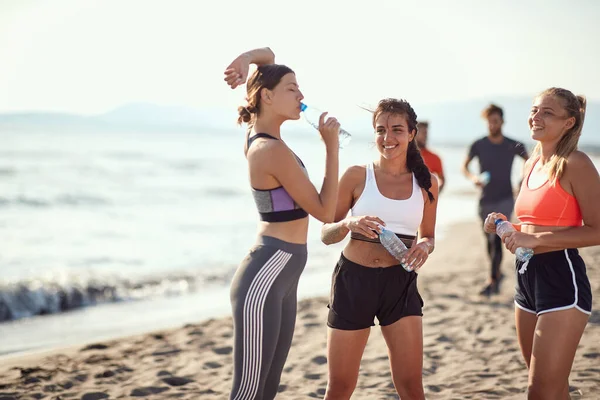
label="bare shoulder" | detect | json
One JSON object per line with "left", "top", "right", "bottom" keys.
{"left": 343, "top": 165, "right": 367, "bottom": 180}
{"left": 567, "top": 150, "right": 595, "bottom": 169}
{"left": 565, "top": 150, "right": 599, "bottom": 183}
{"left": 340, "top": 164, "right": 366, "bottom": 186}
{"left": 247, "top": 138, "right": 288, "bottom": 163}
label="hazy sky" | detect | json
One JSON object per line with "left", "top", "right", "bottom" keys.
{"left": 1, "top": 0, "right": 599, "bottom": 114}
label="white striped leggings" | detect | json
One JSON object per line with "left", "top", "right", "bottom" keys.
{"left": 229, "top": 236, "right": 307, "bottom": 400}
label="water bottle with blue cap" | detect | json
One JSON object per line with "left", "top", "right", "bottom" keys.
{"left": 300, "top": 103, "right": 351, "bottom": 148}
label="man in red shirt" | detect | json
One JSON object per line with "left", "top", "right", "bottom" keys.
{"left": 416, "top": 121, "right": 445, "bottom": 192}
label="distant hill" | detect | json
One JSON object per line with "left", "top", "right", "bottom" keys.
{"left": 0, "top": 98, "right": 598, "bottom": 149}
{"left": 0, "top": 103, "right": 236, "bottom": 134}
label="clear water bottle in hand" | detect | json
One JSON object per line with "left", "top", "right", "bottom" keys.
{"left": 300, "top": 103, "right": 351, "bottom": 148}
{"left": 495, "top": 219, "right": 534, "bottom": 262}
{"left": 378, "top": 225, "right": 412, "bottom": 272}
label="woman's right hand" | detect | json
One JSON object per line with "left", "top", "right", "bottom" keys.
{"left": 483, "top": 212, "right": 507, "bottom": 234}
{"left": 343, "top": 216, "right": 385, "bottom": 239}
{"left": 224, "top": 52, "right": 251, "bottom": 89}
{"left": 223, "top": 47, "right": 275, "bottom": 89}
{"left": 318, "top": 112, "right": 340, "bottom": 148}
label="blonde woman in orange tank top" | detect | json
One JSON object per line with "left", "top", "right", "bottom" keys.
{"left": 483, "top": 88, "right": 600, "bottom": 399}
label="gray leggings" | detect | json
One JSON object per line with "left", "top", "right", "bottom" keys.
{"left": 229, "top": 236, "right": 307, "bottom": 400}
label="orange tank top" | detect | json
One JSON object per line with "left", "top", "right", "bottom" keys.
{"left": 514, "top": 158, "right": 582, "bottom": 227}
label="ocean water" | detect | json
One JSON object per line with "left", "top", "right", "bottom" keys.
{"left": 1, "top": 128, "right": 589, "bottom": 355}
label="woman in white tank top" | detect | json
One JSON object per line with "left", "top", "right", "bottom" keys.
{"left": 320, "top": 98, "right": 439, "bottom": 400}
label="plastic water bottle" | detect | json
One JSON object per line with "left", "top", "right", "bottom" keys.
{"left": 479, "top": 171, "right": 491, "bottom": 186}
{"left": 378, "top": 226, "right": 412, "bottom": 272}
{"left": 300, "top": 103, "right": 351, "bottom": 148}
{"left": 495, "top": 219, "right": 534, "bottom": 262}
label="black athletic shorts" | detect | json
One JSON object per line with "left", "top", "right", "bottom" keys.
{"left": 327, "top": 253, "right": 424, "bottom": 330}
{"left": 514, "top": 248, "right": 592, "bottom": 316}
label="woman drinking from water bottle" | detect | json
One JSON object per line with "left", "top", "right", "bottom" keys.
{"left": 320, "top": 98, "right": 438, "bottom": 400}
{"left": 484, "top": 87, "right": 600, "bottom": 399}
{"left": 223, "top": 47, "right": 341, "bottom": 400}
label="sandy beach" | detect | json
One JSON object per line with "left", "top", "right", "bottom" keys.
{"left": 1, "top": 221, "right": 599, "bottom": 399}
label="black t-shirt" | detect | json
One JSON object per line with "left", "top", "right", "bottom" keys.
{"left": 468, "top": 136, "right": 528, "bottom": 204}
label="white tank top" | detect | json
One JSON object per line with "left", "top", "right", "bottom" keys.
{"left": 351, "top": 163, "right": 424, "bottom": 236}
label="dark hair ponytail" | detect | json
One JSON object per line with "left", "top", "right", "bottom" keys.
{"left": 407, "top": 140, "right": 434, "bottom": 202}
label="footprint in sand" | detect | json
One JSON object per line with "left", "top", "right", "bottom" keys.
{"left": 152, "top": 348, "right": 181, "bottom": 357}
{"left": 0, "top": 396, "right": 18, "bottom": 400}
{"left": 425, "top": 385, "right": 442, "bottom": 393}
{"left": 311, "top": 355, "right": 327, "bottom": 365}
{"left": 130, "top": 387, "right": 170, "bottom": 396}
{"left": 200, "top": 340, "right": 216, "bottom": 349}
{"left": 203, "top": 361, "right": 222, "bottom": 369}
{"left": 43, "top": 384, "right": 60, "bottom": 393}
{"left": 435, "top": 334, "right": 452, "bottom": 343}
{"left": 81, "top": 343, "right": 109, "bottom": 351}
{"left": 188, "top": 329, "right": 204, "bottom": 336}
{"left": 213, "top": 346, "right": 233, "bottom": 355}
{"left": 162, "top": 376, "right": 194, "bottom": 386}
{"left": 583, "top": 352, "right": 600, "bottom": 359}
{"left": 59, "top": 380, "right": 74, "bottom": 390}
{"left": 304, "top": 322, "right": 320, "bottom": 328}
{"left": 84, "top": 354, "right": 112, "bottom": 364}
{"left": 304, "top": 373, "right": 322, "bottom": 380}
{"left": 94, "top": 370, "right": 116, "bottom": 379}
{"left": 305, "top": 388, "right": 326, "bottom": 397}
{"left": 81, "top": 393, "right": 109, "bottom": 400}
{"left": 301, "top": 313, "right": 318, "bottom": 319}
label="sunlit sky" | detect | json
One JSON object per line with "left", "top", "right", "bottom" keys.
{"left": 1, "top": 0, "right": 599, "bottom": 115}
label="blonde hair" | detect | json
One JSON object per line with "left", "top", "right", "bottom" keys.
{"left": 531, "top": 87, "right": 587, "bottom": 185}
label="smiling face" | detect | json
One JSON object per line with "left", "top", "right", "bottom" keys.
{"left": 529, "top": 94, "right": 576, "bottom": 144}
{"left": 375, "top": 112, "right": 415, "bottom": 160}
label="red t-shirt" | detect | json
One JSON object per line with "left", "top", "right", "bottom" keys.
{"left": 420, "top": 148, "right": 444, "bottom": 177}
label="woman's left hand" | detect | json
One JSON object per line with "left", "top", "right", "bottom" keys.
{"left": 502, "top": 231, "right": 539, "bottom": 254}
{"left": 402, "top": 242, "right": 432, "bottom": 271}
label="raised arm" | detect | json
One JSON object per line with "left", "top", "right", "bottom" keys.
{"left": 224, "top": 47, "right": 276, "bottom": 89}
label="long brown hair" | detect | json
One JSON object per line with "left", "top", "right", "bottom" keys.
{"left": 530, "top": 87, "right": 587, "bottom": 185}
{"left": 372, "top": 98, "right": 435, "bottom": 202}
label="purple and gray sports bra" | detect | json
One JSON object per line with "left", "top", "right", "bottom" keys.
{"left": 248, "top": 133, "right": 309, "bottom": 222}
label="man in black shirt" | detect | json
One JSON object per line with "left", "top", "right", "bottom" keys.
{"left": 462, "top": 104, "right": 529, "bottom": 296}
